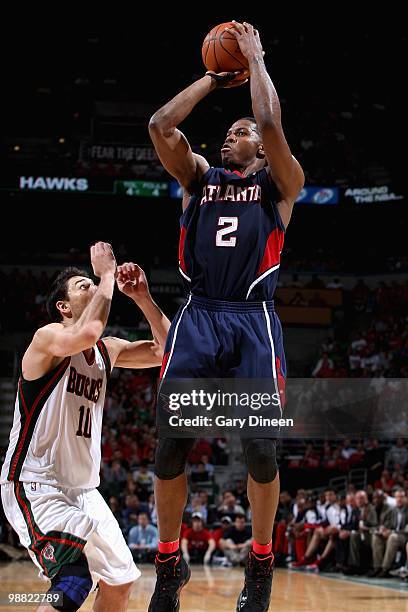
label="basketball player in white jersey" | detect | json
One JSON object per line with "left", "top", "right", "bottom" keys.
{"left": 0, "top": 242, "right": 170, "bottom": 612}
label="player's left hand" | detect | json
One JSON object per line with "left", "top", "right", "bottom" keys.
{"left": 206, "top": 70, "right": 249, "bottom": 88}
{"left": 226, "top": 21, "right": 264, "bottom": 64}
{"left": 116, "top": 263, "right": 150, "bottom": 301}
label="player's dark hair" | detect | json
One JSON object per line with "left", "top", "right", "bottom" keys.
{"left": 240, "top": 116, "right": 260, "bottom": 134}
{"left": 46, "top": 267, "right": 90, "bottom": 322}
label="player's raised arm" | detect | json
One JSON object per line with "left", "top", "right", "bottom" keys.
{"left": 229, "top": 22, "right": 304, "bottom": 227}
{"left": 149, "top": 70, "right": 246, "bottom": 192}
{"left": 74, "top": 241, "right": 117, "bottom": 333}
{"left": 22, "top": 242, "right": 116, "bottom": 379}
{"left": 33, "top": 320, "right": 105, "bottom": 359}
{"left": 103, "top": 263, "right": 171, "bottom": 369}
{"left": 148, "top": 78, "right": 213, "bottom": 192}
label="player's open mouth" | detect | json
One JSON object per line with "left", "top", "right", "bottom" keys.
{"left": 221, "top": 146, "right": 231, "bottom": 152}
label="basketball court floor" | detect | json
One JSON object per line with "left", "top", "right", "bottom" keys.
{"left": 0, "top": 561, "right": 407, "bottom": 611}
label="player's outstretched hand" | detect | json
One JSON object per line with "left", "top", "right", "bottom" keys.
{"left": 226, "top": 21, "right": 264, "bottom": 64}
{"left": 91, "top": 242, "right": 117, "bottom": 278}
{"left": 116, "top": 262, "right": 150, "bottom": 301}
{"left": 206, "top": 70, "right": 249, "bottom": 88}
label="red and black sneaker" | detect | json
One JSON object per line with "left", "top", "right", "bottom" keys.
{"left": 236, "top": 551, "right": 274, "bottom": 611}
{"left": 148, "top": 552, "right": 191, "bottom": 612}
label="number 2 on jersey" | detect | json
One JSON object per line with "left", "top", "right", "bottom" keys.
{"left": 216, "top": 216, "right": 238, "bottom": 247}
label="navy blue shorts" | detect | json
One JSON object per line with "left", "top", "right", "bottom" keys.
{"left": 160, "top": 294, "right": 286, "bottom": 387}
{"left": 156, "top": 295, "right": 285, "bottom": 477}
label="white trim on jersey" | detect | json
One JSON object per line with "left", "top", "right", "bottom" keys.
{"left": 179, "top": 265, "right": 191, "bottom": 283}
{"left": 262, "top": 301, "right": 282, "bottom": 419}
{"left": 246, "top": 264, "right": 280, "bottom": 300}
{"left": 161, "top": 294, "right": 192, "bottom": 380}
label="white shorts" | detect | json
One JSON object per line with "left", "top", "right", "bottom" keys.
{"left": 1, "top": 481, "right": 140, "bottom": 587}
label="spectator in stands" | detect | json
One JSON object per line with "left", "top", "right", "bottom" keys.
{"left": 194, "top": 453, "right": 214, "bottom": 476}
{"left": 198, "top": 490, "right": 216, "bottom": 523}
{"left": 291, "top": 489, "right": 307, "bottom": 519}
{"left": 232, "top": 479, "right": 250, "bottom": 512}
{"left": 372, "top": 490, "right": 393, "bottom": 525}
{"left": 211, "top": 516, "right": 233, "bottom": 551}
{"left": 219, "top": 514, "right": 252, "bottom": 566}
{"left": 274, "top": 491, "right": 294, "bottom": 563}
{"left": 147, "top": 493, "right": 157, "bottom": 526}
{"left": 181, "top": 513, "right": 216, "bottom": 565}
{"left": 132, "top": 459, "right": 154, "bottom": 501}
{"left": 370, "top": 489, "right": 408, "bottom": 577}
{"left": 302, "top": 444, "right": 320, "bottom": 469}
{"left": 291, "top": 489, "right": 340, "bottom": 569}
{"left": 122, "top": 494, "right": 148, "bottom": 532}
{"left": 312, "top": 353, "right": 334, "bottom": 377}
{"left": 276, "top": 491, "right": 293, "bottom": 523}
{"left": 212, "top": 438, "right": 229, "bottom": 465}
{"left": 287, "top": 496, "right": 318, "bottom": 565}
{"left": 374, "top": 470, "right": 395, "bottom": 493}
{"left": 104, "top": 458, "right": 128, "bottom": 497}
{"left": 346, "top": 490, "right": 377, "bottom": 574}
{"left": 364, "top": 439, "right": 383, "bottom": 467}
{"left": 128, "top": 512, "right": 158, "bottom": 562}
{"left": 348, "top": 348, "right": 362, "bottom": 374}
{"left": 340, "top": 439, "right": 358, "bottom": 461}
{"left": 321, "top": 337, "right": 335, "bottom": 353}
{"left": 190, "top": 461, "right": 211, "bottom": 483}
{"left": 334, "top": 493, "right": 358, "bottom": 572}
{"left": 189, "top": 438, "right": 212, "bottom": 464}
{"left": 186, "top": 494, "right": 209, "bottom": 523}
{"left": 386, "top": 438, "right": 408, "bottom": 471}
{"left": 384, "top": 489, "right": 398, "bottom": 509}
{"left": 108, "top": 496, "right": 125, "bottom": 532}
{"left": 217, "top": 491, "right": 245, "bottom": 521}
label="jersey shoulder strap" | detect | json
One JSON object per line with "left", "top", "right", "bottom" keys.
{"left": 96, "top": 339, "right": 111, "bottom": 375}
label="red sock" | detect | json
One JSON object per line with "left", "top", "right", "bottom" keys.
{"left": 158, "top": 539, "right": 179, "bottom": 554}
{"left": 252, "top": 540, "right": 273, "bottom": 556}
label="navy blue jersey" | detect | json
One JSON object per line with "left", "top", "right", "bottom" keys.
{"left": 178, "top": 167, "right": 285, "bottom": 301}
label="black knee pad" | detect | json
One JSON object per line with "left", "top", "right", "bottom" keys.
{"left": 155, "top": 438, "right": 195, "bottom": 480}
{"left": 242, "top": 438, "right": 279, "bottom": 483}
{"left": 48, "top": 553, "right": 92, "bottom": 611}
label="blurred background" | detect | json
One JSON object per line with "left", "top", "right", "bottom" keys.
{"left": 0, "top": 17, "right": 407, "bottom": 583}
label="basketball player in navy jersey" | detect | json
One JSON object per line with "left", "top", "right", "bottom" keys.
{"left": 148, "top": 22, "right": 304, "bottom": 611}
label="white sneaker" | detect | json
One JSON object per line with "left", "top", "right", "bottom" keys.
{"left": 390, "top": 566, "right": 408, "bottom": 578}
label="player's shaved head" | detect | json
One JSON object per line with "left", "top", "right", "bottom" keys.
{"left": 238, "top": 116, "right": 260, "bottom": 135}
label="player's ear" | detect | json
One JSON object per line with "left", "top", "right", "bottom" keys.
{"left": 56, "top": 300, "right": 72, "bottom": 319}
{"left": 256, "top": 144, "right": 265, "bottom": 159}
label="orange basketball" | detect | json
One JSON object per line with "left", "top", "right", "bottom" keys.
{"left": 202, "top": 22, "right": 249, "bottom": 79}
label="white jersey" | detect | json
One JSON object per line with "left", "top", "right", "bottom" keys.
{"left": 0, "top": 341, "right": 110, "bottom": 489}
